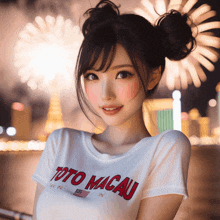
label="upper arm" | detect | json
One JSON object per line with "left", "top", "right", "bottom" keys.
{"left": 143, "top": 130, "right": 191, "bottom": 200}
{"left": 31, "top": 129, "right": 65, "bottom": 186}
{"left": 136, "top": 194, "right": 183, "bottom": 220}
{"left": 32, "top": 183, "right": 45, "bottom": 220}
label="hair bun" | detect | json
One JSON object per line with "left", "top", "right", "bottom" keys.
{"left": 82, "top": 0, "right": 120, "bottom": 36}
{"left": 156, "top": 10, "right": 196, "bottom": 61}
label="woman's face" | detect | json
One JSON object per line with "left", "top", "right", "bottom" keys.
{"left": 83, "top": 44, "right": 146, "bottom": 127}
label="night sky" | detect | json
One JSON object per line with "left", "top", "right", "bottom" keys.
{"left": 181, "top": 0, "right": 220, "bottom": 117}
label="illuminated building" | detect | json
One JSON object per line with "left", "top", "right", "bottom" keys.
{"left": 189, "top": 108, "right": 200, "bottom": 137}
{"left": 198, "top": 117, "right": 210, "bottom": 137}
{"left": 143, "top": 98, "right": 173, "bottom": 136}
{"left": 216, "top": 82, "right": 220, "bottom": 127}
{"left": 11, "top": 102, "right": 31, "bottom": 140}
{"left": 181, "top": 112, "right": 190, "bottom": 137}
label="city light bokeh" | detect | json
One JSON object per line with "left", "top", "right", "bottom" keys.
{"left": 0, "top": 127, "right": 3, "bottom": 135}
{"left": 6, "top": 127, "right": 16, "bottom": 136}
{"left": 209, "top": 99, "right": 217, "bottom": 107}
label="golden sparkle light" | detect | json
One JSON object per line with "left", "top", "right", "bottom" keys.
{"left": 13, "top": 15, "right": 83, "bottom": 91}
{"left": 0, "top": 140, "right": 45, "bottom": 151}
{"left": 134, "top": 0, "right": 220, "bottom": 90}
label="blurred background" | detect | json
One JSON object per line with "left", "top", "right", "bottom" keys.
{"left": 0, "top": 0, "right": 220, "bottom": 219}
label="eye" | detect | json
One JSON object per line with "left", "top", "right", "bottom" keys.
{"left": 84, "top": 73, "right": 98, "bottom": 81}
{"left": 117, "top": 71, "right": 134, "bottom": 79}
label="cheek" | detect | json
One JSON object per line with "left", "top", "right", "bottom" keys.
{"left": 85, "top": 85, "right": 99, "bottom": 105}
{"left": 118, "top": 78, "right": 141, "bottom": 102}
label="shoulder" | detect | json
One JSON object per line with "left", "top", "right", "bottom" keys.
{"left": 161, "top": 130, "right": 190, "bottom": 145}
{"left": 45, "top": 128, "right": 87, "bottom": 154}
{"left": 45, "top": 128, "right": 86, "bottom": 150}
{"left": 156, "top": 130, "right": 191, "bottom": 155}
{"left": 48, "top": 128, "right": 83, "bottom": 140}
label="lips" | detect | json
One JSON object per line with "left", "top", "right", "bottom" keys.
{"left": 102, "top": 106, "right": 123, "bottom": 115}
{"left": 101, "top": 105, "right": 123, "bottom": 109}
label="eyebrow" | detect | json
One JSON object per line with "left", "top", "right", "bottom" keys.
{"left": 110, "top": 64, "right": 134, "bottom": 70}
{"left": 87, "top": 64, "right": 134, "bottom": 73}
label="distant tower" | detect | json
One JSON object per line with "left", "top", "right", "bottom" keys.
{"left": 172, "top": 90, "right": 181, "bottom": 131}
{"left": 39, "top": 83, "right": 64, "bottom": 141}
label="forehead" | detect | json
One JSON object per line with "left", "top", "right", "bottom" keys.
{"left": 92, "top": 44, "right": 133, "bottom": 71}
{"left": 112, "top": 44, "right": 133, "bottom": 65}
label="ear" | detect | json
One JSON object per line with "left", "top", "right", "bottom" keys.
{"left": 147, "top": 66, "right": 162, "bottom": 90}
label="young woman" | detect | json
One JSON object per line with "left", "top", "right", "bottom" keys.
{"left": 32, "top": 0, "right": 193, "bottom": 219}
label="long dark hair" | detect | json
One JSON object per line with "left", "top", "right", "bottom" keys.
{"left": 74, "top": 0, "right": 196, "bottom": 129}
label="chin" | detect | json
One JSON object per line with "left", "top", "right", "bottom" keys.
{"left": 101, "top": 115, "right": 132, "bottom": 127}
{"left": 99, "top": 116, "right": 122, "bottom": 126}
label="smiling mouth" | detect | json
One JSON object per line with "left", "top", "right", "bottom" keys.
{"left": 103, "top": 107, "right": 119, "bottom": 110}
{"left": 102, "top": 106, "right": 123, "bottom": 115}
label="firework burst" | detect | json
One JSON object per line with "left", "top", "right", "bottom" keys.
{"left": 13, "top": 15, "right": 83, "bottom": 91}
{"left": 135, "top": 0, "right": 220, "bottom": 90}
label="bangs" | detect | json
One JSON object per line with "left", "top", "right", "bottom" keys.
{"left": 87, "top": 43, "right": 117, "bottom": 72}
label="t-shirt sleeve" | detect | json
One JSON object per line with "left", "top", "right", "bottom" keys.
{"left": 31, "top": 129, "right": 62, "bottom": 186}
{"left": 142, "top": 130, "right": 191, "bottom": 201}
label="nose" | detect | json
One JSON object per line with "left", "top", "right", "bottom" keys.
{"left": 101, "top": 79, "right": 115, "bottom": 101}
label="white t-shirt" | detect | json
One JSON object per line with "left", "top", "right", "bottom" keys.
{"left": 31, "top": 128, "right": 191, "bottom": 220}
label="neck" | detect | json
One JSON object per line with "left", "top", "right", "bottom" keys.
{"left": 95, "top": 107, "right": 151, "bottom": 148}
